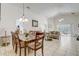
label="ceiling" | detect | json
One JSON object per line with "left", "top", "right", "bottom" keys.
{"left": 23, "top": 3, "right": 79, "bottom": 18}
{"left": 2, "top": 3, "right": 79, "bottom": 19}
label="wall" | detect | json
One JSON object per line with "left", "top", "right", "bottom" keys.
{"left": 0, "top": 3, "right": 48, "bottom": 36}
{"left": 48, "top": 14, "right": 79, "bottom": 36}
{"left": 48, "top": 18, "right": 56, "bottom": 31}
{"left": 60, "top": 15, "right": 79, "bottom": 36}
{"left": 0, "top": 4, "right": 19, "bottom": 36}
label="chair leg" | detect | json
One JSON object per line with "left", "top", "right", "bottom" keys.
{"left": 24, "top": 41, "right": 26, "bottom": 56}
{"left": 15, "top": 45, "right": 17, "bottom": 53}
{"left": 12, "top": 42, "right": 14, "bottom": 49}
{"left": 34, "top": 50, "right": 36, "bottom": 56}
{"left": 12, "top": 40, "right": 13, "bottom": 48}
{"left": 13, "top": 45, "right": 14, "bottom": 49}
{"left": 19, "top": 48, "right": 21, "bottom": 56}
{"left": 24, "top": 47, "right": 26, "bottom": 56}
{"left": 42, "top": 47, "right": 44, "bottom": 56}
{"left": 28, "top": 48, "right": 30, "bottom": 55}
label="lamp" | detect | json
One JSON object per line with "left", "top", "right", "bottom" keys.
{"left": 19, "top": 3, "right": 28, "bottom": 22}
{"left": 59, "top": 18, "right": 64, "bottom": 22}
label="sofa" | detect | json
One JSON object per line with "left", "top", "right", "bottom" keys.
{"left": 46, "top": 31, "right": 60, "bottom": 41}
{"left": 51, "top": 31, "right": 60, "bottom": 39}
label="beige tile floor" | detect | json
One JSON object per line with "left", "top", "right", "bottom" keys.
{"left": 0, "top": 34, "right": 79, "bottom": 56}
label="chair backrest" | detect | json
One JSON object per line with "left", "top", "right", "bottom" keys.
{"left": 11, "top": 32, "right": 15, "bottom": 47}
{"left": 11, "top": 32, "right": 15, "bottom": 42}
{"left": 11, "top": 31, "right": 20, "bottom": 45}
{"left": 28, "top": 31, "right": 44, "bottom": 50}
{"left": 35, "top": 32, "right": 45, "bottom": 49}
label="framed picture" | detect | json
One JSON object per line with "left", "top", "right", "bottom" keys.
{"left": 32, "top": 20, "right": 38, "bottom": 27}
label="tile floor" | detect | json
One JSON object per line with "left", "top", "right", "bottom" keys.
{"left": 0, "top": 34, "right": 79, "bottom": 56}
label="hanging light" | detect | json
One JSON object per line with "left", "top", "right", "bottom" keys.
{"left": 59, "top": 18, "right": 64, "bottom": 22}
{"left": 19, "top": 3, "right": 28, "bottom": 22}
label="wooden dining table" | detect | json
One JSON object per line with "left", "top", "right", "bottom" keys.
{"left": 19, "top": 34, "right": 35, "bottom": 56}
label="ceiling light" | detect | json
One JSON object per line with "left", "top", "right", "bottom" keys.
{"left": 19, "top": 3, "right": 28, "bottom": 22}
{"left": 59, "top": 18, "right": 64, "bottom": 22}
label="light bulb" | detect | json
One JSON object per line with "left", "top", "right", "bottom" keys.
{"left": 59, "top": 18, "right": 64, "bottom": 22}
{"left": 19, "top": 16, "right": 28, "bottom": 22}
{"left": 19, "top": 18, "right": 22, "bottom": 22}
{"left": 24, "top": 18, "right": 28, "bottom": 22}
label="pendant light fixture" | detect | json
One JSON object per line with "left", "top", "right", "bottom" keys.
{"left": 19, "top": 3, "right": 28, "bottom": 22}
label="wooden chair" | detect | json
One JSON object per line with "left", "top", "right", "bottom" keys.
{"left": 28, "top": 32, "right": 45, "bottom": 56}
{"left": 11, "top": 32, "right": 26, "bottom": 56}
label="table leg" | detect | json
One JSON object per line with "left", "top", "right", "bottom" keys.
{"left": 24, "top": 41, "right": 26, "bottom": 56}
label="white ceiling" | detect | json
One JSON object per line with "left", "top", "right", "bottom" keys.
{"left": 22, "top": 3, "right": 79, "bottom": 19}
{"left": 2, "top": 3, "right": 79, "bottom": 19}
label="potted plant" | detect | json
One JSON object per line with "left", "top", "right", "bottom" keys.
{"left": 24, "top": 32, "right": 29, "bottom": 37}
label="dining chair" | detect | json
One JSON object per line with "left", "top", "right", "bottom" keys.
{"left": 28, "top": 32, "right": 45, "bottom": 56}
{"left": 11, "top": 32, "right": 17, "bottom": 53}
{"left": 11, "top": 32, "right": 26, "bottom": 56}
